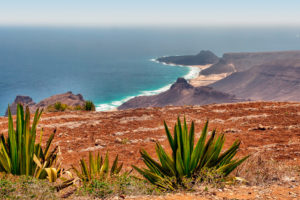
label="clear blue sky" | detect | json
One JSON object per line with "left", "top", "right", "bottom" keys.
{"left": 0, "top": 0, "right": 299, "bottom": 26}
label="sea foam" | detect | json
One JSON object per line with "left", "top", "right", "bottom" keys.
{"left": 96, "top": 59, "right": 200, "bottom": 111}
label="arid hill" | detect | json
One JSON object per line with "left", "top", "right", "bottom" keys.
{"left": 118, "top": 78, "right": 242, "bottom": 110}
{"left": 0, "top": 101, "right": 299, "bottom": 199}
{"left": 201, "top": 50, "right": 300, "bottom": 75}
{"left": 210, "top": 60, "right": 300, "bottom": 101}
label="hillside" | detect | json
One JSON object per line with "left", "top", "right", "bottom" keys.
{"left": 201, "top": 50, "right": 300, "bottom": 75}
{"left": 118, "top": 78, "right": 242, "bottom": 110}
{"left": 0, "top": 101, "right": 299, "bottom": 199}
{"left": 210, "top": 60, "right": 300, "bottom": 101}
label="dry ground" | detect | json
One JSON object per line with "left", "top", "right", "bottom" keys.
{"left": 0, "top": 101, "right": 299, "bottom": 199}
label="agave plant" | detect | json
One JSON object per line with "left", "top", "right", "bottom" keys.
{"left": 72, "top": 152, "right": 123, "bottom": 182}
{"left": 133, "top": 117, "right": 249, "bottom": 190}
{"left": 0, "top": 104, "right": 60, "bottom": 182}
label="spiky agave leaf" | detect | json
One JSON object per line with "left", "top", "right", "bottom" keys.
{"left": 72, "top": 151, "right": 123, "bottom": 182}
{"left": 0, "top": 104, "right": 60, "bottom": 181}
{"left": 133, "top": 117, "right": 249, "bottom": 190}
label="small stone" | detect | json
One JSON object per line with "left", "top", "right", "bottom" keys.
{"left": 115, "top": 137, "right": 122, "bottom": 143}
{"left": 95, "top": 139, "right": 104, "bottom": 146}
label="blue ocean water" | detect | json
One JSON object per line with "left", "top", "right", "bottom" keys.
{"left": 0, "top": 26, "right": 299, "bottom": 115}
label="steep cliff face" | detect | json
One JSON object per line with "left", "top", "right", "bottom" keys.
{"left": 5, "top": 91, "right": 85, "bottom": 116}
{"left": 5, "top": 96, "right": 36, "bottom": 116}
{"left": 156, "top": 50, "right": 219, "bottom": 65}
{"left": 201, "top": 50, "right": 300, "bottom": 75}
{"left": 118, "top": 78, "right": 242, "bottom": 110}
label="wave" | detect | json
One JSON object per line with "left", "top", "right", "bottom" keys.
{"left": 95, "top": 58, "right": 200, "bottom": 111}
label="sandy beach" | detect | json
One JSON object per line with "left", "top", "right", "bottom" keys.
{"left": 186, "top": 64, "right": 230, "bottom": 87}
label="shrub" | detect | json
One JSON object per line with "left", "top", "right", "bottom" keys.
{"left": 74, "top": 105, "right": 83, "bottom": 110}
{"left": 54, "top": 102, "right": 67, "bottom": 111}
{"left": 72, "top": 152, "right": 123, "bottom": 182}
{"left": 84, "top": 101, "right": 95, "bottom": 111}
{"left": 0, "top": 104, "right": 60, "bottom": 181}
{"left": 133, "top": 117, "right": 249, "bottom": 191}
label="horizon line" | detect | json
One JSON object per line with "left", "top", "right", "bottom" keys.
{"left": 0, "top": 23, "right": 300, "bottom": 29}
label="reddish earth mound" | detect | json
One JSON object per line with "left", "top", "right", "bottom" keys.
{"left": 1, "top": 101, "right": 299, "bottom": 168}
{"left": 0, "top": 101, "right": 299, "bottom": 199}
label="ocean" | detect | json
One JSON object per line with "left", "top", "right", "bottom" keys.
{"left": 0, "top": 26, "right": 299, "bottom": 115}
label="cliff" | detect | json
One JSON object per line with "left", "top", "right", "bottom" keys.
{"left": 156, "top": 50, "right": 219, "bottom": 65}
{"left": 6, "top": 91, "right": 85, "bottom": 116}
{"left": 118, "top": 78, "right": 243, "bottom": 110}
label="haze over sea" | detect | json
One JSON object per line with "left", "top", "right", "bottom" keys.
{"left": 0, "top": 26, "right": 299, "bottom": 115}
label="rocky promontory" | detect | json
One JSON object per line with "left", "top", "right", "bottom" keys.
{"left": 156, "top": 50, "right": 219, "bottom": 65}
{"left": 118, "top": 78, "right": 243, "bottom": 110}
{"left": 6, "top": 91, "right": 86, "bottom": 116}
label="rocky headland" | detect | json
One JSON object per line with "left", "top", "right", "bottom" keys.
{"left": 119, "top": 50, "right": 300, "bottom": 110}
{"left": 118, "top": 78, "right": 244, "bottom": 110}
{"left": 6, "top": 91, "right": 86, "bottom": 116}
{"left": 156, "top": 50, "right": 219, "bottom": 66}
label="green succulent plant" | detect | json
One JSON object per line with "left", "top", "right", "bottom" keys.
{"left": 133, "top": 117, "right": 249, "bottom": 191}
{"left": 0, "top": 104, "right": 60, "bottom": 181}
{"left": 72, "top": 152, "right": 123, "bottom": 182}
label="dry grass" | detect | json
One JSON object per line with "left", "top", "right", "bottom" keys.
{"left": 233, "top": 154, "right": 299, "bottom": 186}
{"left": 0, "top": 173, "right": 57, "bottom": 200}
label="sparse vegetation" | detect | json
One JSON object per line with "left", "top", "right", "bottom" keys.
{"left": 54, "top": 102, "right": 67, "bottom": 111}
{"left": 47, "top": 102, "right": 68, "bottom": 112}
{"left": 133, "top": 118, "right": 249, "bottom": 191}
{"left": 233, "top": 154, "right": 299, "bottom": 186}
{"left": 84, "top": 100, "right": 96, "bottom": 111}
{"left": 0, "top": 173, "right": 57, "bottom": 200}
{"left": 46, "top": 101, "right": 95, "bottom": 112}
{"left": 0, "top": 104, "right": 60, "bottom": 181}
{"left": 2, "top": 104, "right": 295, "bottom": 199}
{"left": 72, "top": 152, "right": 123, "bottom": 182}
{"left": 77, "top": 173, "right": 159, "bottom": 199}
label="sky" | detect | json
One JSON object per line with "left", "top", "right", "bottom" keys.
{"left": 0, "top": 0, "right": 300, "bottom": 27}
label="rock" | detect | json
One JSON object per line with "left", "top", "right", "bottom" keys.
{"left": 5, "top": 96, "right": 36, "bottom": 116}
{"left": 223, "top": 128, "right": 240, "bottom": 133}
{"left": 249, "top": 124, "right": 272, "bottom": 131}
{"left": 35, "top": 91, "right": 85, "bottom": 109}
{"left": 115, "top": 137, "right": 122, "bottom": 143}
{"left": 80, "top": 145, "right": 104, "bottom": 152}
{"left": 95, "top": 139, "right": 105, "bottom": 146}
{"left": 5, "top": 91, "right": 86, "bottom": 116}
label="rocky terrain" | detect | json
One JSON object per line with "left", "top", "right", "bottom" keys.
{"left": 210, "top": 60, "right": 300, "bottom": 101}
{"left": 6, "top": 91, "right": 86, "bottom": 116}
{"left": 1, "top": 101, "right": 299, "bottom": 199}
{"left": 156, "top": 50, "right": 219, "bottom": 65}
{"left": 118, "top": 78, "right": 243, "bottom": 110}
{"left": 119, "top": 50, "right": 300, "bottom": 109}
{"left": 201, "top": 50, "right": 300, "bottom": 75}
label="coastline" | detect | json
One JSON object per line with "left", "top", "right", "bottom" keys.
{"left": 95, "top": 59, "right": 205, "bottom": 111}
{"left": 96, "top": 58, "right": 230, "bottom": 112}
{"left": 152, "top": 59, "right": 229, "bottom": 87}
